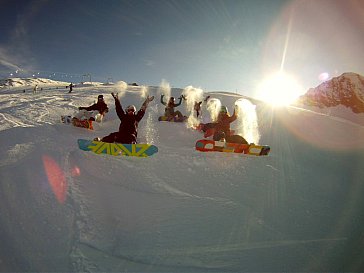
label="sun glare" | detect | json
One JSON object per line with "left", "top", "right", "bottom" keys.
{"left": 256, "top": 72, "right": 305, "bottom": 106}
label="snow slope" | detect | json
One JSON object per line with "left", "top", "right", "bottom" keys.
{"left": 0, "top": 82, "right": 364, "bottom": 272}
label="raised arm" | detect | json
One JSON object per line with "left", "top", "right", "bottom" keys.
{"left": 228, "top": 108, "right": 238, "bottom": 123}
{"left": 136, "top": 95, "right": 154, "bottom": 122}
{"left": 112, "top": 92, "right": 125, "bottom": 120}
{"left": 160, "top": 94, "right": 167, "bottom": 106}
{"left": 174, "top": 96, "right": 183, "bottom": 107}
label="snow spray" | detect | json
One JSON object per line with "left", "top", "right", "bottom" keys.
{"left": 206, "top": 98, "right": 221, "bottom": 123}
{"left": 182, "top": 86, "right": 204, "bottom": 128}
{"left": 114, "top": 81, "right": 128, "bottom": 98}
{"left": 140, "top": 85, "right": 148, "bottom": 99}
{"left": 158, "top": 79, "right": 171, "bottom": 98}
{"left": 234, "top": 98, "right": 260, "bottom": 144}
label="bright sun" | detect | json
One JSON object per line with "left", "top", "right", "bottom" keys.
{"left": 256, "top": 72, "right": 305, "bottom": 106}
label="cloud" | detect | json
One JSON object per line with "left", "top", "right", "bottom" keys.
{"left": 0, "top": 48, "right": 22, "bottom": 71}
{"left": 1, "top": 1, "right": 47, "bottom": 73}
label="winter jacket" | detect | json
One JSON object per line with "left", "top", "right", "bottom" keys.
{"left": 80, "top": 101, "right": 109, "bottom": 115}
{"left": 114, "top": 97, "right": 149, "bottom": 144}
{"left": 213, "top": 111, "right": 237, "bottom": 136}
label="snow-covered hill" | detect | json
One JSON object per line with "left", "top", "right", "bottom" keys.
{"left": 0, "top": 81, "right": 363, "bottom": 272}
{"left": 296, "top": 72, "right": 364, "bottom": 126}
{"left": 0, "top": 77, "right": 71, "bottom": 88}
{"left": 299, "top": 73, "right": 364, "bottom": 111}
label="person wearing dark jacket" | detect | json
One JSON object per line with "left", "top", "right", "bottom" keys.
{"left": 68, "top": 83, "right": 74, "bottom": 93}
{"left": 160, "top": 94, "right": 185, "bottom": 120}
{"left": 99, "top": 93, "right": 154, "bottom": 144}
{"left": 79, "top": 94, "right": 109, "bottom": 114}
{"left": 76, "top": 94, "right": 109, "bottom": 121}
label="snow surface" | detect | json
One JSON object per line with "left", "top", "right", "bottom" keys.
{"left": 1, "top": 80, "right": 364, "bottom": 272}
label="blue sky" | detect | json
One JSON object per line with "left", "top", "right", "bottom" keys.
{"left": 0, "top": 0, "right": 363, "bottom": 98}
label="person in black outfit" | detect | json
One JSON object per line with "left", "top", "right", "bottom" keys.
{"left": 99, "top": 92, "right": 154, "bottom": 144}
{"left": 68, "top": 83, "right": 74, "bottom": 93}
{"left": 78, "top": 94, "right": 109, "bottom": 116}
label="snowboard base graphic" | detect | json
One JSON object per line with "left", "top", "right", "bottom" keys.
{"left": 78, "top": 139, "right": 158, "bottom": 157}
{"left": 158, "top": 115, "right": 188, "bottom": 122}
{"left": 195, "top": 139, "right": 270, "bottom": 156}
{"left": 61, "top": 116, "right": 93, "bottom": 130}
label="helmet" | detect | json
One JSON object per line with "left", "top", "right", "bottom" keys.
{"left": 220, "top": 106, "right": 228, "bottom": 113}
{"left": 170, "top": 97, "right": 175, "bottom": 101}
{"left": 126, "top": 105, "right": 136, "bottom": 113}
{"left": 98, "top": 94, "right": 104, "bottom": 99}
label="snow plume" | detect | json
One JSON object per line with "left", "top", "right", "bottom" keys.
{"left": 158, "top": 79, "right": 171, "bottom": 97}
{"left": 206, "top": 98, "right": 222, "bottom": 122}
{"left": 141, "top": 104, "right": 159, "bottom": 144}
{"left": 114, "top": 81, "right": 128, "bottom": 98}
{"left": 234, "top": 98, "right": 260, "bottom": 144}
{"left": 183, "top": 86, "right": 204, "bottom": 128}
{"left": 140, "top": 85, "right": 149, "bottom": 99}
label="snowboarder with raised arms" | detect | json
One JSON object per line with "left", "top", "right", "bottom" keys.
{"left": 96, "top": 92, "right": 154, "bottom": 144}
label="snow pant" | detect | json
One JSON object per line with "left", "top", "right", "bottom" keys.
{"left": 165, "top": 110, "right": 183, "bottom": 120}
{"left": 101, "top": 132, "right": 137, "bottom": 144}
{"left": 213, "top": 131, "right": 248, "bottom": 144}
{"left": 74, "top": 110, "right": 97, "bottom": 121}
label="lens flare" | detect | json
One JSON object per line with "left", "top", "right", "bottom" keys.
{"left": 318, "top": 72, "right": 330, "bottom": 82}
{"left": 256, "top": 71, "right": 305, "bottom": 106}
{"left": 42, "top": 155, "right": 67, "bottom": 203}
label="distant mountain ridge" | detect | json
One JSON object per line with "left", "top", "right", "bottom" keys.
{"left": 298, "top": 72, "right": 364, "bottom": 113}
{"left": 0, "top": 77, "right": 71, "bottom": 88}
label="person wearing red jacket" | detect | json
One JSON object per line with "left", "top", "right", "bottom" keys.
{"left": 201, "top": 105, "right": 248, "bottom": 144}
{"left": 98, "top": 93, "right": 154, "bottom": 144}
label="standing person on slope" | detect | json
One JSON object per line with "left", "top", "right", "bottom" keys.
{"left": 97, "top": 92, "right": 154, "bottom": 144}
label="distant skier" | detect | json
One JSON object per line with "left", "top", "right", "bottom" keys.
{"left": 75, "top": 94, "right": 109, "bottom": 121}
{"left": 96, "top": 92, "right": 154, "bottom": 144}
{"left": 200, "top": 105, "right": 248, "bottom": 144}
{"left": 68, "top": 83, "right": 74, "bottom": 93}
{"left": 160, "top": 94, "right": 186, "bottom": 121}
{"left": 33, "top": 84, "right": 38, "bottom": 94}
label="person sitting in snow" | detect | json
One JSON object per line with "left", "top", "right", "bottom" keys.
{"left": 200, "top": 105, "right": 248, "bottom": 144}
{"left": 160, "top": 94, "right": 186, "bottom": 120}
{"left": 96, "top": 92, "right": 154, "bottom": 144}
{"left": 75, "top": 94, "right": 109, "bottom": 121}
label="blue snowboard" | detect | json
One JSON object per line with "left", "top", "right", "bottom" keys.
{"left": 78, "top": 139, "right": 158, "bottom": 157}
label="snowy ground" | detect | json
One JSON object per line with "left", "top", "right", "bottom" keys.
{"left": 0, "top": 83, "right": 364, "bottom": 272}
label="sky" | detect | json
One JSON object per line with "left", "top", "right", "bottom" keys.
{"left": 0, "top": 0, "right": 363, "bottom": 98}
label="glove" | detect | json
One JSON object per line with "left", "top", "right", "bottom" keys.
{"left": 78, "top": 107, "right": 83, "bottom": 110}
{"left": 111, "top": 92, "right": 118, "bottom": 99}
{"left": 233, "top": 105, "right": 239, "bottom": 116}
